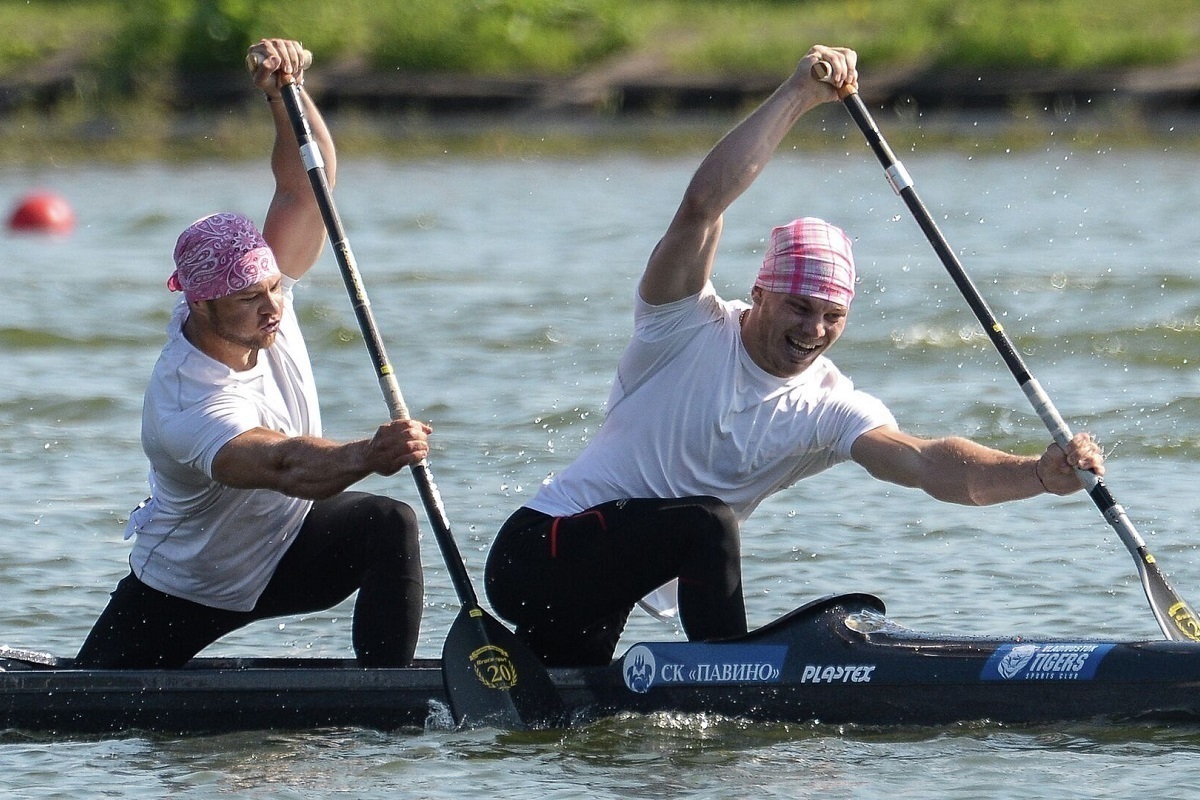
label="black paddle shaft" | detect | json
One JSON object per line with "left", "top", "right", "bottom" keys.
{"left": 274, "top": 80, "right": 479, "bottom": 607}
{"left": 271, "top": 76, "right": 564, "bottom": 729}
{"left": 818, "top": 65, "right": 1200, "bottom": 642}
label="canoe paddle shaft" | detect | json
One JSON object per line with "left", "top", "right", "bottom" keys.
{"left": 259, "top": 61, "right": 563, "bottom": 727}
{"left": 814, "top": 60, "right": 1200, "bottom": 642}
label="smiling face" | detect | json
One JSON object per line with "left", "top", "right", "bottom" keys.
{"left": 740, "top": 286, "right": 848, "bottom": 378}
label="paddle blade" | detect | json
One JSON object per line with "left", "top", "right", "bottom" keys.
{"left": 441, "top": 606, "right": 565, "bottom": 730}
{"left": 1136, "top": 550, "right": 1200, "bottom": 642}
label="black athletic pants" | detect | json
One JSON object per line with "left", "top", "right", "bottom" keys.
{"left": 75, "top": 491, "right": 423, "bottom": 668}
{"left": 484, "top": 496, "right": 747, "bottom": 667}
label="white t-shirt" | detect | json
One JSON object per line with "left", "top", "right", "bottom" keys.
{"left": 125, "top": 277, "right": 322, "bottom": 611}
{"left": 529, "top": 281, "right": 896, "bottom": 522}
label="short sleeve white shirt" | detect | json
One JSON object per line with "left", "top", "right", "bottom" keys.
{"left": 529, "top": 282, "right": 895, "bottom": 522}
{"left": 125, "top": 277, "right": 322, "bottom": 611}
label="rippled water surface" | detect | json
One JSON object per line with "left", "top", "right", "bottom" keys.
{"left": 5, "top": 124, "right": 1200, "bottom": 797}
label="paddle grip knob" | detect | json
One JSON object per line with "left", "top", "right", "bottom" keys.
{"left": 810, "top": 60, "right": 858, "bottom": 99}
{"left": 245, "top": 49, "right": 314, "bottom": 73}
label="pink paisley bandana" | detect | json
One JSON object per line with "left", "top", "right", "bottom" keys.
{"left": 755, "top": 217, "right": 856, "bottom": 307}
{"left": 167, "top": 212, "right": 280, "bottom": 302}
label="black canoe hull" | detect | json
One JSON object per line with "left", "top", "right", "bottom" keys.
{"left": 6, "top": 593, "right": 1200, "bottom": 735}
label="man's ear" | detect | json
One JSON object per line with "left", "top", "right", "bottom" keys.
{"left": 187, "top": 299, "right": 214, "bottom": 322}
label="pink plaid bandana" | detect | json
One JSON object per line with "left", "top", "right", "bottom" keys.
{"left": 755, "top": 217, "right": 856, "bottom": 307}
{"left": 168, "top": 212, "right": 280, "bottom": 302}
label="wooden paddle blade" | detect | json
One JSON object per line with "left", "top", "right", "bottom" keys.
{"left": 441, "top": 606, "right": 565, "bottom": 730}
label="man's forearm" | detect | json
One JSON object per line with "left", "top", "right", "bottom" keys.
{"left": 919, "top": 436, "right": 1043, "bottom": 506}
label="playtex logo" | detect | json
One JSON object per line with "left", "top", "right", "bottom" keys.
{"left": 622, "top": 643, "right": 787, "bottom": 694}
{"left": 981, "top": 642, "right": 1115, "bottom": 681}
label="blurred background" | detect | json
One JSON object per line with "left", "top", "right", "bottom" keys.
{"left": 5, "top": 5, "right": 1200, "bottom": 797}
{"left": 2, "top": 0, "right": 1199, "bottom": 163}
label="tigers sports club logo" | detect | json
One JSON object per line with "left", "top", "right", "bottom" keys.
{"left": 980, "top": 642, "right": 1114, "bottom": 681}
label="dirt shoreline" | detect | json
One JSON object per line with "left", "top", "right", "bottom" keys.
{"left": 295, "top": 59, "right": 1200, "bottom": 118}
{"left": 5, "top": 55, "right": 1200, "bottom": 119}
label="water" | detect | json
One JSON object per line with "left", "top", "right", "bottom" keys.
{"left": 5, "top": 123, "right": 1200, "bottom": 796}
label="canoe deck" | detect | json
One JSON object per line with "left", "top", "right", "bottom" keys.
{"left": 5, "top": 593, "right": 1200, "bottom": 735}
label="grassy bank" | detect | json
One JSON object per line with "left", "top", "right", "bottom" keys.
{"left": 2, "top": 0, "right": 1199, "bottom": 163}
{"left": 5, "top": 1, "right": 1198, "bottom": 88}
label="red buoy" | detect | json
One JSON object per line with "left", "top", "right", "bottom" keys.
{"left": 8, "top": 191, "right": 76, "bottom": 234}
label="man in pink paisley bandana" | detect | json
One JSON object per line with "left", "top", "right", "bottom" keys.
{"left": 167, "top": 211, "right": 281, "bottom": 303}
{"left": 77, "top": 39, "right": 429, "bottom": 669}
{"left": 485, "top": 45, "right": 1106, "bottom": 668}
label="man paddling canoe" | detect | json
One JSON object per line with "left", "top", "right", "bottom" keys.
{"left": 76, "top": 39, "right": 431, "bottom": 669}
{"left": 484, "top": 44, "right": 1105, "bottom": 667}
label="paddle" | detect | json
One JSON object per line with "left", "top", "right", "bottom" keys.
{"left": 249, "top": 51, "right": 564, "bottom": 728}
{"left": 813, "top": 60, "right": 1200, "bottom": 642}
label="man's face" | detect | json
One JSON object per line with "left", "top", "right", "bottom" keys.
{"left": 743, "top": 287, "right": 848, "bottom": 378}
{"left": 202, "top": 276, "right": 285, "bottom": 353}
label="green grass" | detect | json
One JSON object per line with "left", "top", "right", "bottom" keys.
{"left": 652, "top": 0, "right": 1197, "bottom": 73}
{"left": 2, "top": 0, "right": 1198, "bottom": 163}
{"left": 0, "top": 1, "right": 119, "bottom": 74}
{"left": 3, "top": 0, "right": 1198, "bottom": 83}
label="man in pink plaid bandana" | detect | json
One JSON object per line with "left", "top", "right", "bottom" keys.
{"left": 486, "top": 45, "right": 1105, "bottom": 668}
{"left": 755, "top": 217, "right": 856, "bottom": 307}
{"left": 78, "top": 39, "right": 429, "bottom": 670}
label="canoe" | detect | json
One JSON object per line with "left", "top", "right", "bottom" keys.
{"left": 5, "top": 592, "right": 1200, "bottom": 735}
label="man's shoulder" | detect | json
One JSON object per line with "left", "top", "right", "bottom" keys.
{"left": 785, "top": 358, "right": 888, "bottom": 410}
{"left": 634, "top": 281, "right": 738, "bottom": 330}
{"left": 146, "top": 341, "right": 257, "bottom": 417}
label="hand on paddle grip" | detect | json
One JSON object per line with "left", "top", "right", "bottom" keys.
{"left": 245, "top": 42, "right": 313, "bottom": 75}
{"left": 811, "top": 59, "right": 858, "bottom": 100}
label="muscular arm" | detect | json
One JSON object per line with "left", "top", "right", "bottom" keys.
{"left": 641, "top": 45, "right": 856, "bottom": 305}
{"left": 850, "top": 426, "right": 1105, "bottom": 506}
{"left": 248, "top": 38, "right": 337, "bottom": 281}
{"left": 211, "top": 419, "right": 430, "bottom": 501}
